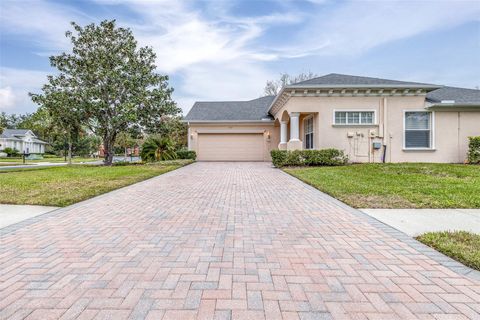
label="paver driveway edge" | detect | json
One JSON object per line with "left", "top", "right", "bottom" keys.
{"left": 0, "top": 164, "right": 189, "bottom": 236}
{"left": 279, "top": 168, "right": 480, "bottom": 281}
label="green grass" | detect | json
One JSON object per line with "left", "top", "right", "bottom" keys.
{"left": 0, "top": 160, "right": 193, "bottom": 207}
{"left": 284, "top": 163, "right": 480, "bottom": 208}
{"left": 416, "top": 231, "right": 480, "bottom": 271}
{"left": 0, "top": 157, "right": 97, "bottom": 164}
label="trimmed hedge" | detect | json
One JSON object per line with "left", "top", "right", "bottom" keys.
{"left": 468, "top": 136, "right": 480, "bottom": 164}
{"left": 176, "top": 149, "right": 197, "bottom": 160}
{"left": 271, "top": 149, "right": 347, "bottom": 167}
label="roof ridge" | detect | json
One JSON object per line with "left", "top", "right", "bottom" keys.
{"left": 290, "top": 73, "right": 439, "bottom": 87}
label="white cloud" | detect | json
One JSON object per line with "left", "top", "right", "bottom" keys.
{"left": 0, "top": 86, "right": 16, "bottom": 110}
{"left": 175, "top": 61, "right": 275, "bottom": 112}
{"left": 119, "top": 0, "right": 296, "bottom": 72}
{"left": 0, "top": 0, "right": 87, "bottom": 50}
{"left": 113, "top": 0, "right": 293, "bottom": 112}
{"left": 0, "top": 68, "right": 49, "bottom": 113}
{"left": 293, "top": 1, "right": 480, "bottom": 56}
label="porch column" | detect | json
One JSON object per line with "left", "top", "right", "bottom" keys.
{"left": 287, "top": 112, "right": 302, "bottom": 150}
{"left": 278, "top": 120, "right": 288, "bottom": 150}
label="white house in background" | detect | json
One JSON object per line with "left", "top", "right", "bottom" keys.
{"left": 0, "top": 129, "right": 48, "bottom": 154}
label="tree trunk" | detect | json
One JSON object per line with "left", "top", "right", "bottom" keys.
{"left": 124, "top": 147, "right": 127, "bottom": 161}
{"left": 103, "top": 135, "right": 116, "bottom": 166}
{"left": 64, "top": 140, "right": 67, "bottom": 162}
{"left": 67, "top": 141, "right": 72, "bottom": 165}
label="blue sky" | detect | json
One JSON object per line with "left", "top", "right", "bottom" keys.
{"left": 0, "top": 0, "right": 479, "bottom": 115}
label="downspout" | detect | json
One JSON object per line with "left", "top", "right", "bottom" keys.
{"left": 457, "top": 112, "right": 461, "bottom": 163}
{"left": 383, "top": 97, "right": 389, "bottom": 163}
{"left": 187, "top": 122, "right": 191, "bottom": 150}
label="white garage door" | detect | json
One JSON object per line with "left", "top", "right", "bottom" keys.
{"left": 197, "top": 133, "right": 264, "bottom": 161}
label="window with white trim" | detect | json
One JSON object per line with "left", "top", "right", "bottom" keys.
{"left": 404, "top": 111, "right": 432, "bottom": 149}
{"left": 304, "top": 117, "right": 314, "bottom": 149}
{"left": 334, "top": 111, "right": 374, "bottom": 125}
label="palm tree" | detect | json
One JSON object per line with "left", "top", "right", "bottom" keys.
{"left": 140, "top": 136, "right": 176, "bottom": 162}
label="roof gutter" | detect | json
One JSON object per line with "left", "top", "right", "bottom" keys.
{"left": 426, "top": 103, "right": 480, "bottom": 110}
{"left": 182, "top": 120, "right": 275, "bottom": 124}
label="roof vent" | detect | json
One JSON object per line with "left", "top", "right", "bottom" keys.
{"left": 441, "top": 100, "right": 455, "bottom": 104}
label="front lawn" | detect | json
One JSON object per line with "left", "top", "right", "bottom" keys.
{"left": 416, "top": 231, "right": 480, "bottom": 271}
{"left": 0, "top": 160, "right": 192, "bottom": 207}
{"left": 284, "top": 163, "right": 480, "bottom": 208}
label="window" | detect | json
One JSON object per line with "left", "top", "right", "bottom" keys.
{"left": 334, "top": 111, "right": 374, "bottom": 125}
{"left": 404, "top": 111, "right": 432, "bottom": 149}
{"left": 304, "top": 116, "right": 314, "bottom": 149}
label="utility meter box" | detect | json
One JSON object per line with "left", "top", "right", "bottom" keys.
{"left": 372, "top": 142, "right": 382, "bottom": 150}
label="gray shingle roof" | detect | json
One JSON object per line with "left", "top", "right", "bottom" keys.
{"left": 0, "top": 129, "right": 31, "bottom": 138}
{"left": 0, "top": 129, "right": 47, "bottom": 143}
{"left": 289, "top": 73, "right": 440, "bottom": 88}
{"left": 426, "top": 86, "right": 480, "bottom": 105}
{"left": 184, "top": 96, "right": 275, "bottom": 121}
{"left": 185, "top": 74, "right": 479, "bottom": 122}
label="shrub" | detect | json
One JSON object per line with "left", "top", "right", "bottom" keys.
{"left": 271, "top": 150, "right": 288, "bottom": 167}
{"left": 271, "top": 149, "right": 347, "bottom": 167}
{"left": 467, "top": 136, "right": 480, "bottom": 164}
{"left": 140, "top": 136, "right": 177, "bottom": 162}
{"left": 176, "top": 149, "right": 196, "bottom": 160}
{"left": 303, "top": 149, "right": 348, "bottom": 166}
{"left": 112, "top": 161, "right": 143, "bottom": 166}
{"left": 1, "top": 147, "right": 20, "bottom": 157}
{"left": 285, "top": 150, "right": 304, "bottom": 167}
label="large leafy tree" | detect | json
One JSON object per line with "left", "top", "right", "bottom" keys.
{"left": 31, "top": 87, "right": 83, "bottom": 164}
{"left": 32, "top": 20, "right": 180, "bottom": 165}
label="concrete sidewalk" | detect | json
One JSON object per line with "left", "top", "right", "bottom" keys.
{"left": 360, "top": 208, "right": 480, "bottom": 236}
{"left": 0, "top": 162, "right": 68, "bottom": 171}
{"left": 0, "top": 204, "right": 59, "bottom": 229}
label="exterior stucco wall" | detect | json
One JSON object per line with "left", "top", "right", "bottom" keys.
{"left": 458, "top": 112, "right": 480, "bottom": 162}
{"left": 188, "top": 123, "right": 279, "bottom": 161}
{"left": 273, "top": 95, "right": 480, "bottom": 163}
{"left": 276, "top": 96, "right": 385, "bottom": 162}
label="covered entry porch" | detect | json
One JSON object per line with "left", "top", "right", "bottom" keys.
{"left": 277, "top": 110, "right": 317, "bottom": 151}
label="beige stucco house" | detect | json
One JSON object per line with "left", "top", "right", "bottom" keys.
{"left": 185, "top": 74, "right": 480, "bottom": 163}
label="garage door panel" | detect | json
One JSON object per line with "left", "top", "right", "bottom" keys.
{"left": 198, "top": 133, "right": 264, "bottom": 161}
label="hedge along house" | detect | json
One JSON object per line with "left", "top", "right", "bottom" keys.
{"left": 184, "top": 74, "right": 480, "bottom": 163}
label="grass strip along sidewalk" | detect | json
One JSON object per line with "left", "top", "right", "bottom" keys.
{"left": 416, "top": 231, "right": 480, "bottom": 271}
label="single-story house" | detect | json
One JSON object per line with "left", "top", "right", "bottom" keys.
{"left": 0, "top": 129, "right": 48, "bottom": 154}
{"left": 184, "top": 73, "right": 480, "bottom": 163}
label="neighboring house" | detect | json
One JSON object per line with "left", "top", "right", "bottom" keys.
{"left": 184, "top": 73, "right": 480, "bottom": 163}
{"left": 0, "top": 129, "right": 48, "bottom": 154}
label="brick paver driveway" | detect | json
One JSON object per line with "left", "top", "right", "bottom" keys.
{"left": 1, "top": 162, "right": 479, "bottom": 320}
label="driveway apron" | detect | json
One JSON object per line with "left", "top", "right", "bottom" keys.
{"left": 1, "top": 162, "right": 479, "bottom": 319}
